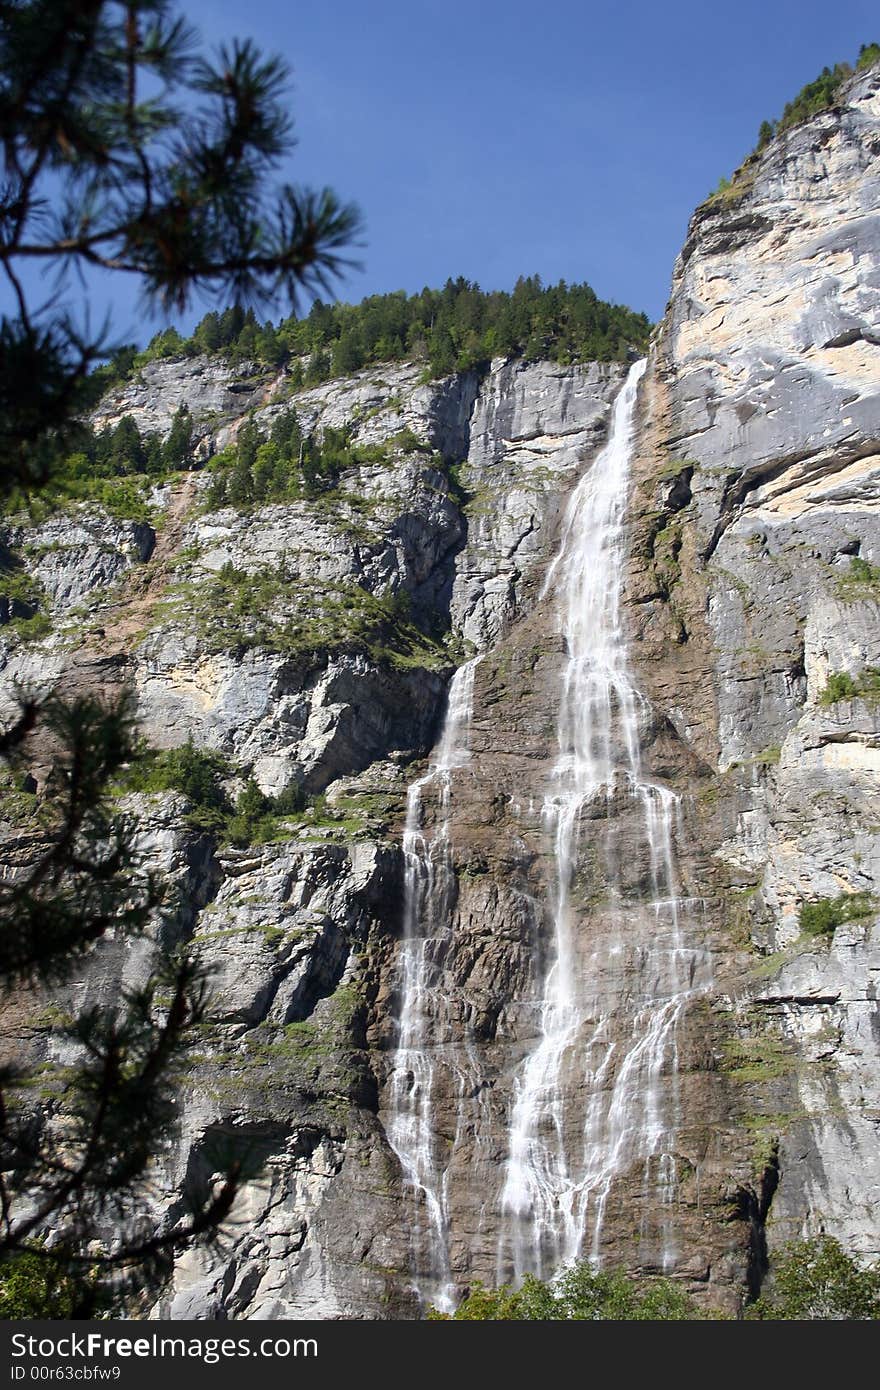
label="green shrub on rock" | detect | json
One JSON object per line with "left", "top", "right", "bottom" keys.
{"left": 748, "top": 1237, "right": 880, "bottom": 1320}
{"left": 798, "top": 891, "right": 874, "bottom": 937}
{"left": 224, "top": 778, "right": 307, "bottom": 847}
{"left": 121, "top": 744, "right": 315, "bottom": 847}
{"left": 819, "top": 667, "right": 880, "bottom": 706}
{"left": 431, "top": 1261, "right": 701, "bottom": 1321}
{"left": 0, "top": 560, "right": 51, "bottom": 641}
{"left": 121, "top": 741, "right": 232, "bottom": 832}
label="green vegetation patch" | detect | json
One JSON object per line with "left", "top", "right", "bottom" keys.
{"left": 721, "top": 1033, "right": 796, "bottom": 1085}
{"left": 651, "top": 516, "right": 685, "bottom": 590}
{"left": 119, "top": 742, "right": 382, "bottom": 847}
{"left": 765, "top": 46, "right": 879, "bottom": 143}
{"left": 818, "top": 667, "right": 880, "bottom": 705}
{"left": 0, "top": 1247, "right": 86, "bottom": 1320}
{"left": 650, "top": 456, "right": 698, "bottom": 486}
{"left": 0, "top": 555, "right": 52, "bottom": 642}
{"left": 704, "top": 167, "right": 757, "bottom": 210}
{"left": 798, "top": 891, "right": 875, "bottom": 938}
{"left": 120, "top": 742, "right": 305, "bottom": 846}
{"left": 203, "top": 409, "right": 438, "bottom": 510}
{"left": 0, "top": 766, "right": 41, "bottom": 827}
{"left": 752, "top": 745, "right": 781, "bottom": 766}
{"left": 748, "top": 1236, "right": 880, "bottom": 1320}
{"left": 162, "top": 563, "right": 450, "bottom": 673}
{"left": 0, "top": 407, "right": 194, "bottom": 524}
{"left": 202, "top": 989, "right": 368, "bottom": 1114}
{"left": 431, "top": 1261, "right": 702, "bottom": 1321}
{"left": 466, "top": 1229, "right": 880, "bottom": 1320}
{"left": 834, "top": 555, "right": 880, "bottom": 601}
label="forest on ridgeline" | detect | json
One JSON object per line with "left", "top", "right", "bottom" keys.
{"left": 99, "top": 275, "right": 652, "bottom": 390}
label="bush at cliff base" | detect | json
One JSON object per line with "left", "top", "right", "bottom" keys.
{"left": 433, "top": 1240, "right": 880, "bottom": 1319}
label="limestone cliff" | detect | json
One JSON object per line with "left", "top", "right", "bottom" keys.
{"left": 635, "top": 56, "right": 880, "bottom": 1269}
{"left": 1, "top": 59, "right": 879, "bottom": 1319}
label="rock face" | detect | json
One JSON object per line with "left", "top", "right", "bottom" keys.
{"left": 450, "top": 358, "right": 627, "bottom": 646}
{"left": 2, "top": 60, "right": 879, "bottom": 1318}
{"left": 637, "top": 58, "right": 880, "bottom": 1269}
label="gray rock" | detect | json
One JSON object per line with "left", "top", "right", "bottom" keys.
{"left": 648, "top": 59, "right": 880, "bottom": 1271}
{"left": 2, "top": 509, "right": 155, "bottom": 610}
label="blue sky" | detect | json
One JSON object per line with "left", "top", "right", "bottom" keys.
{"left": 6, "top": 0, "right": 878, "bottom": 340}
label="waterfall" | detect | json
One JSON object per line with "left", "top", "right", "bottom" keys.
{"left": 385, "top": 656, "right": 481, "bottom": 1312}
{"left": 385, "top": 358, "right": 708, "bottom": 1307}
{"left": 498, "top": 357, "right": 705, "bottom": 1279}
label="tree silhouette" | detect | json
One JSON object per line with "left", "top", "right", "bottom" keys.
{"left": 0, "top": 0, "right": 362, "bottom": 496}
{"left": 0, "top": 0, "right": 360, "bottom": 1315}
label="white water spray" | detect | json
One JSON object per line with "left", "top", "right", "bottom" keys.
{"left": 385, "top": 657, "right": 481, "bottom": 1311}
{"left": 499, "top": 358, "right": 705, "bottom": 1278}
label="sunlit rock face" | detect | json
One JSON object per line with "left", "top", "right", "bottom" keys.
{"left": 2, "top": 62, "right": 879, "bottom": 1319}
{"left": 635, "top": 59, "right": 880, "bottom": 1269}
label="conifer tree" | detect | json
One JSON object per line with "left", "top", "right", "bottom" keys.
{"left": 162, "top": 405, "right": 194, "bottom": 471}
{"left": 0, "top": 0, "right": 360, "bottom": 1314}
{"left": 0, "top": 0, "right": 362, "bottom": 497}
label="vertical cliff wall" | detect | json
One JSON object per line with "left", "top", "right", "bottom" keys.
{"left": 632, "top": 57, "right": 880, "bottom": 1268}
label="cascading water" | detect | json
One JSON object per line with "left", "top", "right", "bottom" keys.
{"left": 498, "top": 357, "right": 708, "bottom": 1279}
{"left": 384, "top": 657, "right": 481, "bottom": 1312}
{"left": 385, "top": 359, "right": 708, "bottom": 1307}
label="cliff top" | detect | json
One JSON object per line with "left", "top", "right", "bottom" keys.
{"left": 94, "top": 275, "right": 652, "bottom": 404}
